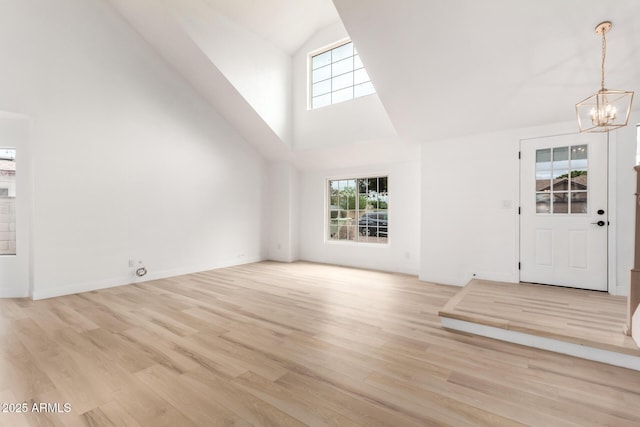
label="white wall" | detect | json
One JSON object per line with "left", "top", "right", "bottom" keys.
{"left": 298, "top": 156, "right": 420, "bottom": 275}
{"left": 420, "top": 129, "right": 521, "bottom": 286}
{"left": 267, "top": 161, "right": 299, "bottom": 262}
{"left": 420, "top": 116, "right": 638, "bottom": 295}
{"left": 292, "top": 22, "right": 397, "bottom": 151}
{"left": 166, "top": 0, "right": 293, "bottom": 147}
{"left": 0, "top": 0, "right": 267, "bottom": 299}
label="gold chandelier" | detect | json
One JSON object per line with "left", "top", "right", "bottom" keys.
{"left": 575, "top": 21, "right": 634, "bottom": 133}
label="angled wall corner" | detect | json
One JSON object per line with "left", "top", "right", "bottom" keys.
{"left": 292, "top": 22, "right": 397, "bottom": 152}
{"left": 107, "top": 0, "right": 293, "bottom": 160}
{"left": 165, "top": 0, "right": 293, "bottom": 147}
{"left": 266, "top": 160, "right": 300, "bottom": 263}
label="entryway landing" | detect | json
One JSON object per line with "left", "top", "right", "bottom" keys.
{"left": 439, "top": 279, "right": 640, "bottom": 371}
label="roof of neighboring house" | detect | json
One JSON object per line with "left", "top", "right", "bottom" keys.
{"left": 537, "top": 174, "right": 587, "bottom": 192}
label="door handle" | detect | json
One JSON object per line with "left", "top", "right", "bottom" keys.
{"left": 590, "top": 220, "right": 606, "bottom": 227}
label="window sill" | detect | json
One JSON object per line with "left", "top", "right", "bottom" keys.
{"left": 325, "top": 239, "right": 389, "bottom": 247}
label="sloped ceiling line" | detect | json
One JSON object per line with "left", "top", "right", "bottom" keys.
{"left": 333, "top": 0, "right": 640, "bottom": 142}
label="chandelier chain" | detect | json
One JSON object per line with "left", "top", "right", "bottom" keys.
{"left": 600, "top": 29, "right": 606, "bottom": 90}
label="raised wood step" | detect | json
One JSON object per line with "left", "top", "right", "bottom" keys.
{"left": 440, "top": 279, "right": 640, "bottom": 370}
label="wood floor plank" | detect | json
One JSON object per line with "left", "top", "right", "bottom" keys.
{"left": 111, "top": 375, "right": 198, "bottom": 427}
{"left": 79, "top": 328, "right": 156, "bottom": 374}
{"left": 135, "top": 364, "right": 245, "bottom": 426}
{"left": 189, "top": 332, "right": 288, "bottom": 381}
{"left": 0, "top": 261, "right": 638, "bottom": 426}
{"left": 232, "top": 370, "right": 373, "bottom": 426}
{"left": 273, "top": 370, "right": 434, "bottom": 427}
{"left": 119, "top": 327, "right": 201, "bottom": 375}
{"left": 12, "top": 319, "right": 112, "bottom": 414}
{"left": 89, "top": 400, "right": 144, "bottom": 427}
{"left": 184, "top": 366, "right": 307, "bottom": 427}
{"left": 0, "top": 332, "right": 56, "bottom": 402}
{"left": 80, "top": 407, "right": 118, "bottom": 427}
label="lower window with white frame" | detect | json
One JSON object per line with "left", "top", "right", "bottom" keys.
{"left": 328, "top": 176, "right": 388, "bottom": 244}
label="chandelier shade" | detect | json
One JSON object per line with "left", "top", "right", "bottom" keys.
{"left": 576, "top": 21, "right": 634, "bottom": 133}
{"left": 576, "top": 88, "right": 634, "bottom": 132}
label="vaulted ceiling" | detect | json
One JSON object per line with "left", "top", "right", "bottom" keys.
{"left": 334, "top": 0, "right": 640, "bottom": 142}
{"left": 202, "top": 0, "right": 339, "bottom": 55}
{"left": 108, "top": 0, "right": 640, "bottom": 156}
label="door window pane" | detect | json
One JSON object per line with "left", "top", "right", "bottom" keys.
{"left": 536, "top": 149, "right": 551, "bottom": 163}
{"left": 536, "top": 179, "right": 551, "bottom": 193}
{"left": 571, "top": 192, "right": 588, "bottom": 213}
{"left": 570, "top": 171, "right": 588, "bottom": 191}
{"left": 553, "top": 146, "right": 569, "bottom": 162}
{"left": 571, "top": 145, "right": 587, "bottom": 160}
{"left": 536, "top": 149, "right": 552, "bottom": 180}
{"left": 553, "top": 193, "right": 569, "bottom": 214}
{"left": 535, "top": 145, "right": 589, "bottom": 215}
{"left": 536, "top": 193, "right": 551, "bottom": 213}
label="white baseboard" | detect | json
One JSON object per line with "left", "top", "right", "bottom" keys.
{"left": 418, "top": 273, "right": 466, "bottom": 286}
{"left": 420, "top": 271, "right": 518, "bottom": 286}
{"left": 474, "top": 271, "right": 519, "bottom": 284}
{"left": 0, "top": 288, "right": 29, "bottom": 298}
{"left": 31, "top": 256, "right": 264, "bottom": 300}
{"left": 441, "top": 317, "right": 640, "bottom": 371}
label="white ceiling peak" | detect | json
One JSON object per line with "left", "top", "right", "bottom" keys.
{"left": 204, "top": 0, "right": 340, "bottom": 55}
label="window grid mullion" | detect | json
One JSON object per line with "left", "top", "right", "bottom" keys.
{"left": 327, "top": 176, "right": 388, "bottom": 244}
{"left": 311, "top": 41, "right": 374, "bottom": 109}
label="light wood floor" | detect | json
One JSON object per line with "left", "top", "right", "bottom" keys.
{"left": 1, "top": 262, "right": 640, "bottom": 426}
{"left": 439, "top": 279, "right": 640, "bottom": 356}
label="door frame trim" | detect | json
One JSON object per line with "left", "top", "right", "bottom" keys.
{"left": 518, "top": 132, "right": 614, "bottom": 294}
{"left": 607, "top": 131, "right": 617, "bottom": 295}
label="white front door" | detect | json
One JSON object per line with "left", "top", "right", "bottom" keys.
{"left": 520, "top": 133, "right": 608, "bottom": 291}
